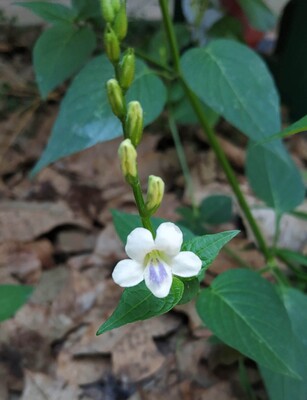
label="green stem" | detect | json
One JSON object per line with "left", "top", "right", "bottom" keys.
{"left": 131, "top": 177, "right": 154, "bottom": 234}
{"left": 159, "top": 0, "right": 180, "bottom": 71}
{"left": 168, "top": 110, "right": 197, "bottom": 209}
{"left": 273, "top": 211, "right": 282, "bottom": 249}
{"left": 159, "top": 0, "right": 270, "bottom": 260}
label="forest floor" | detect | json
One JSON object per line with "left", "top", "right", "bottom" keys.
{"left": 0, "top": 22, "right": 307, "bottom": 400}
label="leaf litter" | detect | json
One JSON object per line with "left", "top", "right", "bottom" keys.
{"left": 0, "top": 23, "right": 306, "bottom": 400}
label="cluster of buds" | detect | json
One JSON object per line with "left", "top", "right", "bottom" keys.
{"left": 102, "top": 0, "right": 165, "bottom": 216}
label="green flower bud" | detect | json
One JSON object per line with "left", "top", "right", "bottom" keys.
{"left": 104, "top": 24, "right": 120, "bottom": 64}
{"left": 125, "top": 101, "right": 143, "bottom": 147}
{"left": 119, "top": 48, "right": 135, "bottom": 91}
{"left": 118, "top": 139, "right": 137, "bottom": 181}
{"left": 113, "top": 1, "right": 128, "bottom": 41}
{"left": 100, "top": 0, "right": 115, "bottom": 23}
{"left": 146, "top": 175, "right": 165, "bottom": 213}
{"left": 106, "top": 79, "right": 126, "bottom": 120}
{"left": 112, "top": 0, "right": 121, "bottom": 13}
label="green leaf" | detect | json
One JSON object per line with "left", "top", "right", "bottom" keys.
{"left": 200, "top": 195, "right": 233, "bottom": 224}
{"left": 71, "top": 0, "right": 101, "bottom": 19}
{"left": 182, "top": 230, "right": 239, "bottom": 270}
{"left": 111, "top": 210, "right": 195, "bottom": 244}
{"left": 96, "top": 278, "right": 184, "bottom": 334}
{"left": 260, "top": 288, "right": 307, "bottom": 400}
{"left": 34, "top": 23, "right": 96, "bottom": 98}
{"left": 31, "top": 57, "right": 166, "bottom": 175}
{"left": 275, "top": 248, "right": 307, "bottom": 267}
{"left": 16, "top": 1, "right": 76, "bottom": 24}
{"left": 237, "top": 0, "right": 276, "bottom": 31}
{"left": 246, "top": 141, "right": 304, "bottom": 212}
{"left": 208, "top": 16, "right": 244, "bottom": 41}
{"left": 177, "top": 278, "right": 200, "bottom": 305}
{"left": 181, "top": 40, "right": 281, "bottom": 142}
{"left": 0, "top": 285, "right": 33, "bottom": 322}
{"left": 196, "top": 269, "right": 300, "bottom": 378}
{"left": 261, "top": 115, "right": 307, "bottom": 143}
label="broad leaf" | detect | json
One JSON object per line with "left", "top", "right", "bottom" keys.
{"left": 96, "top": 278, "right": 184, "bottom": 334}
{"left": 31, "top": 57, "right": 167, "bottom": 175}
{"left": 196, "top": 269, "right": 299, "bottom": 378}
{"left": 0, "top": 285, "right": 33, "bottom": 322}
{"left": 16, "top": 2, "right": 76, "bottom": 24}
{"left": 182, "top": 230, "right": 239, "bottom": 270}
{"left": 237, "top": 0, "right": 276, "bottom": 31}
{"left": 246, "top": 141, "right": 304, "bottom": 212}
{"left": 200, "top": 195, "right": 232, "bottom": 224}
{"left": 34, "top": 23, "right": 96, "bottom": 98}
{"left": 112, "top": 210, "right": 195, "bottom": 244}
{"left": 261, "top": 288, "right": 307, "bottom": 400}
{"left": 181, "top": 40, "right": 281, "bottom": 142}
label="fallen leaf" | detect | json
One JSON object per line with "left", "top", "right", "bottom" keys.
{"left": 0, "top": 200, "right": 90, "bottom": 243}
{"left": 21, "top": 371, "right": 80, "bottom": 400}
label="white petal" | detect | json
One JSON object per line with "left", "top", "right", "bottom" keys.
{"left": 171, "top": 251, "right": 202, "bottom": 277}
{"left": 112, "top": 259, "right": 144, "bottom": 287}
{"left": 125, "top": 227, "right": 155, "bottom": 262}
{"left": 155, "top": 222, "right": 183, "bottom": 257}
{"left": 144, "top": 260, "right": 173, "bottom": 298}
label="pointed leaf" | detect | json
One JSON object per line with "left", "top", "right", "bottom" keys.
{"left": 261, "top": 115, "right": 307, "bottom": 143}
{"left": 181, "top": 40, "right": 281, "bottom": 142}
{"left": 182, "top": 230, "right": 239, "bottom": 270}
{"left": 97, "top": 278, "right": 184, "bottom": 334}
{"left": 0, "top": 285, "right": 33, "bottom": 322}
{"left": 31, "top": 57, "right": 166, "bottom": 174}
{"left": 196, "top": 269, "right": 299, "bottom": 378}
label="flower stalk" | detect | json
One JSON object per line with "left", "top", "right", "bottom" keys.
{"left": 101, "top": 0, "right": 165, "bottom": 236}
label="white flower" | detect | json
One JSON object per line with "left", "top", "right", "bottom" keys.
{"left": 112, "top": 222, "right": 202, "bottom": 298}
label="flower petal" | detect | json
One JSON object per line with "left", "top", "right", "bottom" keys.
{"left": 112, "top": 259, "right": 144, "bottom": 287}
{"left": 171, "top": 251, "right": 202, "bottom": 277}
{"left": 125, "top": 227, "right": 155, "bottom": 262}
{"left": 144, "top": 260, "right": 173, "bottom": 298}
{"left": 155, "top": 222, "right": 183, "bottom": 257}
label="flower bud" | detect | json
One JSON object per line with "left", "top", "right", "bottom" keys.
{"left": 104, "top": 24, "right": 120, "bottom": 64}
{"left": 125, "top": 101, "right": 143, "bottom": 147}
{"left": 113, "top": 1, "right": 128, "bottom": 41}
{"left": 119, "top": 48, "right": 135, "bottom": 91}
{"left": 146, "top": 175, "right": 165, "bottom": 213}
{"left": 100, "top": 0, "right": 115, "bottom": 23}
{"left": 118, "top": 139, "right": 137, "bottom": 181}
{"left": 106, "top": 79, "right": 126, "bottom": 119}
{"left": 112, "top": 0, "right": 121, "bottom": 13}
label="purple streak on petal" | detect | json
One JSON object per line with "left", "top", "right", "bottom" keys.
{"left": 149, "top": 260, "right": 168, "bottom": 285}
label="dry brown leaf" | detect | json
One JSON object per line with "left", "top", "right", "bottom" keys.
{"left": 21, "top": 371, "right": 80, "bottom": 400}
{"left": 56, "top": 350, "right": 110, "bottom": 386}
{"left": 0, "top": 200, "right": 90, "bottom": 243}
{"left": 94, "top": 223, "right": 126, "bottom": 265}
{"left": 194, "top": 381, "right": 237, "bottom": 400}
{"left": 56, "top": 229, "right": 96, "bottom": 253}
{"left": 175, "top": 301, "right": 209, "bottom": 338}
{"left": 0, "top": 241, "right": 42, "bottom": 284}
{"left": 36, "top": 167, "right": 71, "bottom": 196}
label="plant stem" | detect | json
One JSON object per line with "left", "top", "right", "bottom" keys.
{"left": 131, "top": 177, "right": 154, "bottom": 234}
{"left": 168, "top": 110, "right": 196, "bottom": 209}
{"left": 159, "top": 0, "right": 270, "bottom": 260}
